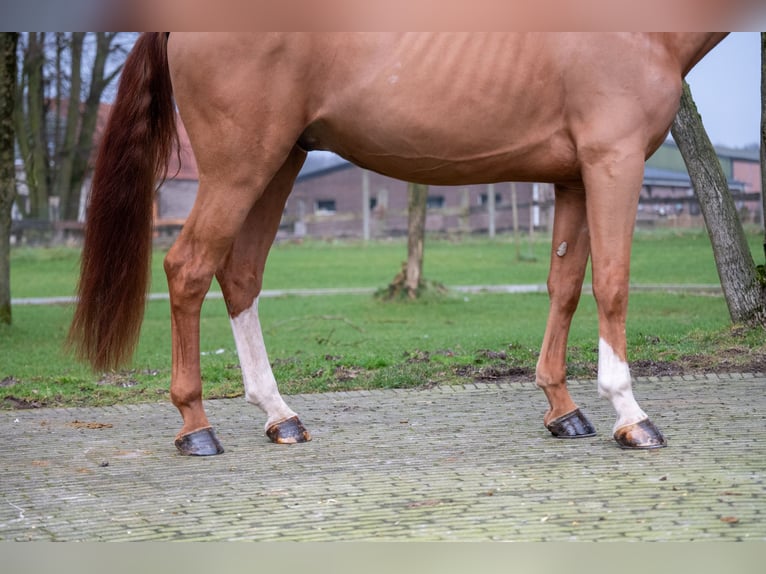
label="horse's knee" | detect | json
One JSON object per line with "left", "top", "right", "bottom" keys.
{"left": 547, "top": 278, "right": 582, "bottom": 316}
{"left": 591, "top": 276, "right": 629, "bottom": 320}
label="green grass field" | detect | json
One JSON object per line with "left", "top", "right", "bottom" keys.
{"left": 2, "top": 228, "right": 765, "bottom": 408}
{"left": 9, "top": 227, "right": 758, "bottom": 297}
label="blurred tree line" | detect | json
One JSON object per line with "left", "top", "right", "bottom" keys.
{"left": 13, "top": 32, "right": 136, "bottom": 222}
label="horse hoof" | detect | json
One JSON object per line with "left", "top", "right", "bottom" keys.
{"left": 175, "top": 427, "right": 225, "bottom": 456}
{"left": 546, "top": 408, "right": 597, "bottom": 438}
{"left": 266, "top": 416, "right": 311, "bottom": 444}
{"left": 614, "top": 418, "right": 667, "bottom": 449}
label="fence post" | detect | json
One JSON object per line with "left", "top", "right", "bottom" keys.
{"left": 487, "top": 183, "right": 496, "bottom": 238}
{"left": 362, "top": 170, "right": 370, "bottom": 241}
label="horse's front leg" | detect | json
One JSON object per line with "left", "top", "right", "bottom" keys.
{"left": 583, "top": 149, "right": 666, "bottom": 449}
{"left": 536, "top": 184, "right": 597, "bottom": 438}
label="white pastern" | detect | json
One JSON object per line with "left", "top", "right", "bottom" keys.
{"left": 230, "top": 297, "right": 297, "bottom": 430}
{"left": 597, "top": 338, "right": 647, "bottom": 433}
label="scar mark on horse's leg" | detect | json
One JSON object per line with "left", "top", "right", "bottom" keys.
{"left": 556, "top": 241, "right": 568, "bottom": 257}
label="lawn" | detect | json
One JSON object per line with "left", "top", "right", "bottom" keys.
{"left": 11, "top": 227, "right": 758, "bottom": 297}
{"left": 2, "top": 228, "right": 765, "bottom": 408}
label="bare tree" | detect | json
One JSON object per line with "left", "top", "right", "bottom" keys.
{"left": 15, "top": 32, "right": 48, "bottom": 220}
{"left": 381, "top": 182, "right": 433, "bottom": 300}
{"left": 53, "top": 32, "right": 84, "bottom": 222}
{"left": 761, "top": 32, "right": 765, "bottom": 255}
{"left": 64, "top": 33, "right": 126, "bottom": 221}
{"left": 14, "top": 32, "right": 130, "bottom": 225}
{"left": 671, "top": 80, "right": 766, "bottom": 327}
{"left": 404, "top": 182, "right": 428, "bottom": 298}
{"left": 0, "top": 33, "right": 18, "bottom": 325}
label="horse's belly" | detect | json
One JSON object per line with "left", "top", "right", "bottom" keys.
{"left": 299, "top": 118, "right": 579, "bottom": 186}
{"left": 300, "top": 34, "right": 579, "bottom": 185}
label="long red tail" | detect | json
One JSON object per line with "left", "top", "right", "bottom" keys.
{"left": 68, "top": 33, "right": 178, "bottom": 371}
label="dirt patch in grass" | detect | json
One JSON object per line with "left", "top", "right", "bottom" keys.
{"left": 3, "top": 396, "right": 43, "bottom": 409}
{"left": 455, "top": 337, "right": 766, "bottom": 383}
{"left": 629, "top": 360, "right": 684, "bottom": 377}
{"left": 96, "top": 371, "right": 145, "bottom": 388}
{"left": 1, "top": 376, "right": 20, "bottom": 388}
{"left": 671, "top": 349, "right": 766, "bottom": 375}
{"left": 455, "top": 364, "right": 533, "bottom": 382}
{"left": 333, "top": 365, "right": 365, "bottom": 382}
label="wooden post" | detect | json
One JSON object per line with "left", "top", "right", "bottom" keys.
{"left": 487, "top": 183, "right": 496, "bottom": 238}
{"left": 362, "top": 169, "right": 370, "bottom": 242}
{"left": 459, "top": 187, "right": 470, "bottom": 233}
{"left": 529, "top": 182, "right": 538, "bottom": 252}
{"left": 511, "top": 182, "right": 521, "bottom": 260}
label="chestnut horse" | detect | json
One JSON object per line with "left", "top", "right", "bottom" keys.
{"left": 69, "top": 33, "right": 727, "bottom": 455}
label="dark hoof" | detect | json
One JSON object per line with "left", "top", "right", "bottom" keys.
{"left": 614, "top": 418, "right": 667, "bottom": 449}
{"left": 175, "top": 427, "right": 225, "bottom": 456}
{"left": 266, "top": 416, "right": 311, "bottom": 444}
{"left": 546, "top": 408, "right": 597, "bottom": 438}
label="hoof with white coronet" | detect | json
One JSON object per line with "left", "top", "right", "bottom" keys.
{"left": 266, "top": 416, "right": 311, "bottom": 444}
{"left": 614, "top": 418, "right": 667, "bottom": 449}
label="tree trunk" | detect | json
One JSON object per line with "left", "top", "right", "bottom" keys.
{"left": 0, "top": 33, "right": 18, "bottom": 325}
{"left": 671, "top": 80, "right": 766, "bottom": 326}
{"left": 761, "top": 32, "right": 766, "bottom": 256}
{"left": 23, "top": 33, "right": 49, "bottom": 220}
{"left": 405, "top": 182, "right": 428, "bottom": 298}
{"left": 52, "top": 33, "right": 64, "bottom": 181}
{"left": 54, "top": 32, "right": 84, "bottom": 221}
{"left": 66, "top": 33, "right": 120, "bottom": 221}
{"left": 379, "top": 182, "right": 431, "bottom": 300}
{"left": 12, "top": 48, "right": 28, "bottom": 218}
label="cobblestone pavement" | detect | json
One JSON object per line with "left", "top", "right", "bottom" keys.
{"left": 1, "top": 373, "right": 764, "bottom": 541}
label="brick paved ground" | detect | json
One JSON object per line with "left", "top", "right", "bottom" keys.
{"left": 1, "top": 373, "right": 764, "bottom": 541}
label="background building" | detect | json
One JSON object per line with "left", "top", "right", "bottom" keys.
{"left": 638, "top": 142, "right": 759, "bottom": 227}
{"left": 155, "top": 133, "right": 761, "bottom": 240}
{"left": 12, "top": 107, "right": 763, "bottom": 243}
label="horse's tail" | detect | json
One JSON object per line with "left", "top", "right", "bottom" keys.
{"left": 68, "top": 33, "right": 178, "bottom": 372}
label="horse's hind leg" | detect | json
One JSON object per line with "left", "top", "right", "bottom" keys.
{"left": 216, "top": 146, "right": 311, "bottom": 444}
{"left": 164, "top": 200, "right": 233, "bottom": 456}
{"left": 536, "top": 184, "right": 597, "bottom": 438}
{"left": 164, "top": 145, "right": 303, "bottom": 456}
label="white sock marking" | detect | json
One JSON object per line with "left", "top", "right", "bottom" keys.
{"left": 230, "top": 297, "right": 297, "bottom": 430}
{"left": 598, "top": 338, "right": 647, "bottom": 432}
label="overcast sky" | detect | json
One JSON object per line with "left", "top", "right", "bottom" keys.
{"left": 684, "top": 32, "right": 762, "bottom": 149}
